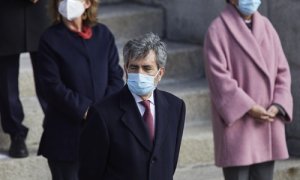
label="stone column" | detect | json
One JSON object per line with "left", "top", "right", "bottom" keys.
{"left": 268, "top": 0, "right": 300, "bottom": 156}
{"left": 153, "top": 0, "right": 226, "bottom": 44}
{"left": 132, "top": 0, "right": 268, "bottom": 44}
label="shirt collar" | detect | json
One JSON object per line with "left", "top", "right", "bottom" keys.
{"left": 244, "top": 19, "right": 252, "bottom": 24}
{"left": 131, "top": 92, "right": 155, "bottom": 105}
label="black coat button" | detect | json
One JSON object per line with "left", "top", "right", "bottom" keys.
{"left": 151, "top": 157, "right": 157, "bottom": 163}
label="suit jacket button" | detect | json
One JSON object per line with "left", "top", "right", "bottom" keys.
{"left": 151, "top": 157, "right": 157, "bottom": 164}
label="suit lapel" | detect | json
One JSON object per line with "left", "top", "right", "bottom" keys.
{"left": 120, "top": 86, "right": 152, "bottom": 151}
{"left": 252, "top": 12, "right": 265, "bottom": 45}
{"left": 152, "top": 89, "right": 170, "bottom": 152}
{"left": 220, "top": 5, "right": 269, "bottom": 77}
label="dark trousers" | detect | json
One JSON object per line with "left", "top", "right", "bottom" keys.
{"left": 48, "top": 160, "right": 79, "bottom": 180}
{"left": 0, "top": 53, "right": 46, "bottom": 138}
{"left": 223, "top": 161, "right": 275, "bottom": 180}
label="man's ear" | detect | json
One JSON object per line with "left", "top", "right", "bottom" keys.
{"left": 124, "top": 64, "right": 128, "bottom": 80}
{"left": 158, "top": 67, "right": 165, "bottom": 81}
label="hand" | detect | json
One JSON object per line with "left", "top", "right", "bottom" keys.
{"left": 31, "top": 0, "right": 39, "bottom": 4}
{"left": 267, "top": 105, "right": 279, "bottom": 118}
{"left": 248, "top": 104, "right": 274, "bottom": 122}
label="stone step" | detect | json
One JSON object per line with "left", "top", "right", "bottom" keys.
{"left": 0, "top": 117, "right": 214, "bottom": 167}
{"left": 1, "top": 121, "right": 300, "bottom": 180}
{"left": 0, "top": 122, "right": 213, "bottom": 179}
{"left": 0, "top": 147, "right": 299, "bottom": 180}
{"left": 0, "top": 123, "right": 213, "bottom": 179}
{"left": 101, "top": 0, "right": 125, "bottom": 4}
{"left": 18, "top": 42, "right": 207, "bottom": 126}
{"left": 118, "top": 40, "right": 204, "bottom": 81}
{"left": 19, "top": 40, "right": 204, "bottom": 97}
{"left": 174, "top": 158, "right": 300, "bottom": 180}
{"left": 0, "top": 96, "right": 43, "bottom": 151}
{"left": 159, "top": 78, "right": 211, "bottom": 124}
{"left": 164, "top": 41, "right": 204, "bottom": 82}
{"left": 16, "top": 69, "right": 210, "bottom": 148}
{"left": 175, "top": 164, "right": 222, "bottom": 180}
{"left": 99, "top": 3, "right": 164, "bottom": 44}
{"left": 12, "top": 79, "right": 210, "bottom": 149}
{"left": 177, "top": 122, "right": 214, "bottom": 168}
{"left": 0, "top": 147, "right": 50, "bottom": 180}
{"left": 18, "top": 69, "right": 210, "bottom": 125}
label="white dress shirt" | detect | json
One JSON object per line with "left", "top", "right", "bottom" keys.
{"left": 131, "top": 92, "right": 156, "bottom": 128}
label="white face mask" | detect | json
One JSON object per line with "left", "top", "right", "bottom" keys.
{"left": 58, "top": 0, "right": 85, "bottom": 21}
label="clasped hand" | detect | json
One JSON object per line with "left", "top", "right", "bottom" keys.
{"left": 248, "top": 104, "right": 279, "bottom": 123}
{"left": 30, "top": 0, "right": 39, "bottom": 4}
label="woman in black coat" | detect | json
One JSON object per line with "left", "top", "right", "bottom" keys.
{"left": 0, "top": 0, "right": 49, "bottom": 158}
{"left": 37, "top": 0, "right": 124, "bottom": 179}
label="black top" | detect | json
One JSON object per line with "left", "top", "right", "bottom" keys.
{"left": 0, "top": 0, "right": 50, "bottom": 55}
{"left": 37, "top": 23, "right": 124, "bottom": 161}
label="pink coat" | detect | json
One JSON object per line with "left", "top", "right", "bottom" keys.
{"left": 204, "top": 5, "right": 293, "bottom": 167}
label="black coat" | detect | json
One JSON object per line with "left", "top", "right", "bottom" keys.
{"left": 37, "top": 23, "right": 124, "bottom": 161}
{"left": 0, "top": 0, "right": 50, "bottom": 56}
{"left": 79, "top": 86, "right": 186, "bottom": 180}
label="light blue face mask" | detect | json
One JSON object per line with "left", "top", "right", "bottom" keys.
{"left": 237, "top": 0, "right": 261, "bottom": 16}
{"left": 127, "top": 70, "right": 160, "bottom": 96}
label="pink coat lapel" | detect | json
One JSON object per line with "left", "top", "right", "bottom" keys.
{"left": 220, "top": 5, "right": 269, "bottom": 77}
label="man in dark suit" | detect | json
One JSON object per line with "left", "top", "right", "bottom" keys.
{"left": 0, "top": 0, "right": 49, "bottom": 158}
{"left": 79, "top": 33, "right": 186, "bottom": 180}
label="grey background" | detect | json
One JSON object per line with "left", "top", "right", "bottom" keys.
{"left": 130, "top": 0, "right": 300, "bottom": 155}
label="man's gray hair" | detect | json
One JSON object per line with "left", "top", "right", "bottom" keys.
{"left": 123, "top": 33, "right": 167, "bottom": 68}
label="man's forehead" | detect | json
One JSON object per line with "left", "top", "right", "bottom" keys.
{"left": 128, "top": 51, "right": 156, "bottom": 66}
{"left": 128, "top": 59, "right": 155, "bottom": 66}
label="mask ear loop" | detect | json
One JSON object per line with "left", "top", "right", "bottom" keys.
{"left": 154, "top": 68, "right": 161, "bottom": 78}
{"left": 154, "top": 68, "right": 162, "bottom": 86}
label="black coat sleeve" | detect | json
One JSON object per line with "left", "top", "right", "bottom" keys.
{"left": 37, "top": 36, "right": 92, "bottom": 121}
{"left": 104, "top": 31, "right": 124, "bottom": 96}
{"left": 79, "top": 107, "right": 110, "bottom": 180}
{"left": 173, "top": 100, "right": 186, "bottom": 173}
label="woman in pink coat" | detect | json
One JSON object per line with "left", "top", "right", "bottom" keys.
{"left": 204, "top": 0, "right": 293, "bottom": 180}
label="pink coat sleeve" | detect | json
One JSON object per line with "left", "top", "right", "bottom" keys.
{"left": 270, "top": 25, "right": 293, "bottom": 122}
{"left": 204, "top": 27, "right": 256, "bottom": 126}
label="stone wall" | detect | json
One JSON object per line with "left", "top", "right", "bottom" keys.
{"left": 131, "top": 0, "right": 268, "bottom": 44}
{"left": 152, "top": 0, "right": 225, "bottom": 44}
{"left": 131, "top": 0, "right": 300, "bottom": 156}
{"left": 268, "top": 0, "right": 300, "bottom": 156}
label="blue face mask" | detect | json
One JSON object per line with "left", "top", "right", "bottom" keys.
{"left": 237, "top": 0, "right": 261, "bottom": 16}
{"left": 127, "top": 70, "right": 160, "bottom": 96}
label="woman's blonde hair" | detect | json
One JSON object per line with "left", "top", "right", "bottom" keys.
{"left": 50, "top": 0, "right": 100, "bottom": 27}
